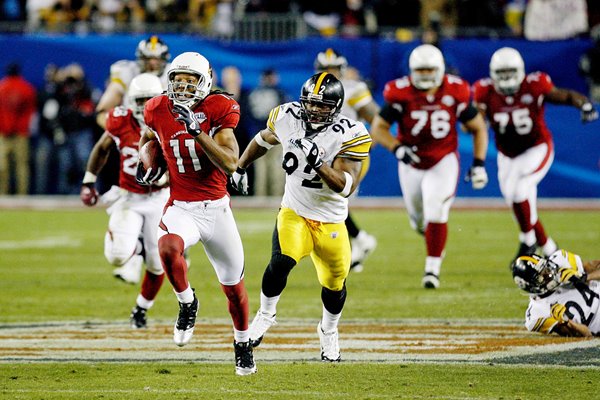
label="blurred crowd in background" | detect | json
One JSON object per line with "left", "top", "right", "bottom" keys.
{"left": 0, "top": 0, "right": 598, "bottom": 40}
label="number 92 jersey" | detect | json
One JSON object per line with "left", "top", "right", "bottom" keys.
{"left": 525, "top": 250, "right": 600, "bottom": 335}
{"left": 268, "top": 102, "right": 371, "bottom": 223}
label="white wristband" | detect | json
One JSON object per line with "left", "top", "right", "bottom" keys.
{"left": 254, "top": 132, "right": 274, "bottom": 149}
{"left": 340, "top": 171, "right": 353, "bottom": 197}
{"left": 83, "top": 171, "right": 97, "bottom": 184}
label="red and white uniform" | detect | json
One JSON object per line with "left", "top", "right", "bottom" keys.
{"left": 144, "top": 93, "right": 244, "bottom": 285}
{"left": 103, "top": 106, "right": 169, "bottom": 275}
{"left": 473, "top": 72, "right": 555, "bottom": 204}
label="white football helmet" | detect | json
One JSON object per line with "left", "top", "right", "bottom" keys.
{"left": 409, "top": 44, "right": 445, "bottom": 90}
{"left": 136, "top": 36, "right": 170, "bottom": 75}
{"left": 489, "top": 47, "right": 525, "bottom": 95}
{"left": 127, "top": 73, "right": 163, "bottom": 125}
{"left": 167, "top": 52, "right": 213, "bottom": 107}
{"left": 314, "top": 48, "right": 348, "bottom": 73}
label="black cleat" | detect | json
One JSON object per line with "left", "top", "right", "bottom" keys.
{"left": 234, "top": 341, "right": 257, "bottom": 375}
{"left": 129, "top": 305, "right": 147, "bottom": 329}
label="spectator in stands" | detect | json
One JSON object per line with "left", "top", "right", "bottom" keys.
{"left": 54, "top": 63, "right": 97, "bottom": 194}
{"left": 579, "top": 24, "right": 600, "bottom": 103}
{"left": 455, "top": 0, "right": 505, "bottom": 31}
{"left": 300, "top": 0, "right": 345, "bottom": 36}
{"left": 245, "top": 68, "right": 288, "bottom": 197}
{"left": 0, "top": 62, "right": 37, "bottom": 195}
{"left": 373, "top": 0, "right": 420, "bottom": 29}
{"left": 524, "top": 0, "right": 588, "bottom": 40}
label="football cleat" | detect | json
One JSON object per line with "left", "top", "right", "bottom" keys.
{"left": 234, "top": 341, "right": 257, "bottom": 376}
{"left": 173, "top": 294, "right": 199, "bottom": 347}
{"left": 350, "top": 230, "right": 377, "bottom": 273}
{"left": 511, "top": 242, "right": 538, "bottom": 268}
{"left": 422, "top": 273, "right": 440, "bottom": 289}
{"left": 248, "top": 311, "right": 277, "bottom": 348}
{"left": 129, "top": 305, "right": 147, "bottom": 329}
{"left": 318, "top": 321, "right": 341, "bottom": 362}
{"left": 113, "top": 255, "right": 143, "bottom": 285}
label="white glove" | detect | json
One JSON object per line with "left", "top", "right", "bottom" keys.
{"left": 580, "top": 102, "right": 599, "bottom": 123}
{"left": 468, "top": 166, "right": 488, "bottom": 189}
{"left": 230, "top": 167, "right": 249, "bottom": 195}
{"left": 394, "top": 145, "right": 420, "bottom": 165}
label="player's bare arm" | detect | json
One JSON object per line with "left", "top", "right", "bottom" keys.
{"left": 546, "top": 87, "right": 590, "bottom": 108}
{"left": 357, "top": 101, "right": 381, "bottom": 125}
{"left": 194, "top": 128, "right": 239, "bottom": 175}
{"left": 583, "top": 260, "right": 600, "bottom": 282}
{"left": 138, "top": 127, "right": 156, "bottom": 149}
{"left": 316, "top": 156, "right": 362, "bottom": 196}
{"left": 463, "top": 112, "right": 489, "bottom": 162}
{"left": 552, "top": 320, "right": 593, "bottom": 337}
{"left": 85, "top": 132, "right": 115, "bottom": 175}
{"left": 238, "top": 129, "right": 279, "bottom": 169}
{"left": 95, "top": 82, "right": 125, "bottom": 129}
{"left": 369, "top": 114, "right": 399, "bottom": 151}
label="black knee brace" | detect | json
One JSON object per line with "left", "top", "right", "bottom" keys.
{"left": 261, "top": 252, "right": 296, "bottom": 298}
{"left": 321, "top": 284, "right": 347, "bottom": 315}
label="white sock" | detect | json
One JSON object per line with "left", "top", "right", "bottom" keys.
{"left": 425, "top": 256, "right": 442, "bottom": 276}
{"left": 519, "top": 230, "right": 536, "bottom": 246}
{"left": 234, "top": 328, "right": 249, "bottom": 343}
{"left": 542, "top": 238, "right": 558, "bottom": 256}
{"left": 175, "top": 285, "right": 194, "bottom": 304}
{"left": 259, "top": 291, "right": 280, "bottom": 316}
{"left": 136, "top": 294, "right": 154, "bottom": 310}
{"left": 321, "top": 306, "right": 341, "bottom": 333}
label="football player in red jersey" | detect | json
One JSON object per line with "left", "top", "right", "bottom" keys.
{"left": 80, "top": 73, "right": 168, "bottom": 328}
{"left": 473, "top": 47, "right": 598, "bottom": 264}
{"left": 138, "top": 52, "right": 256, "bottom": 376}
{"left": 370, "top": 44, "right": 489, "bottom": 289}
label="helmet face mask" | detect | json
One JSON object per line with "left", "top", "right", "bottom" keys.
{"left": 512, "top": 254, "right": 561, "bottom": 296}
{"left": 409, "top": 44, "right": 445, "bottom": 90}
{"left": 127, "top": 73, "right": 163, "bottom": 125}
{"left": 299, "top": 72, "right": 344, "bottom": 133}
{"left": 490, "top": 47, "right": 525, "bottom": 95}
{"left": 136, "top": 36, "right": 170, "bottom": 76}
{"left": 167, "top": 52, "right": 213, "bottom": 108}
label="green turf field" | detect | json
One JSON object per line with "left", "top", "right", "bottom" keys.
{"left": 0, "top": 204, "right": 599, "bottom": 399}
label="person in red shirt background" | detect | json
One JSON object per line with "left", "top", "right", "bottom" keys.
{"left": 473, "top": 47, "right": 598, "bottom": 265}
{"left": 0, "top": 63, "right": 37, "bottom": 194}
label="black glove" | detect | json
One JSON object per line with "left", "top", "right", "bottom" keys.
{"left": 393, "top": 144, "right": 420, "bottom": 165}
{"left": 293, "top": 138, "right": 323, "bottom": 169}
{"left": 230, "top": 167, "right": 249, "bottom": 195}
{"left": 580, "top": 102, "right": 599, "bottom": 123}
{"left": 135, "top": 162, "right": 165, "bottom": 186}
{"left": 173, "top": 103, "right": 204, "bottom": 137}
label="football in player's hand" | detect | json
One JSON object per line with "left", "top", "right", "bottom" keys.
{"left": 139, "top": 140, "right": 166, "bottom": 172}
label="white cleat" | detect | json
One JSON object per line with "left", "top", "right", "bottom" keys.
{"left": 317, "top": 321, "right": 341, "bottom": 362}
{"left": 113, "top": 255, "right": 143, "bottom": 284}
{"left": 350, "top": 230, "right": 377, "bottom": 272}
{"left": 248, "top": 311, "right": 277, "bottom": 347}
{"left": 422, "top": 273, "right": 440, "bottom": 289}
{"left": 173, "top": 296, "right": 199, "bottom": 347}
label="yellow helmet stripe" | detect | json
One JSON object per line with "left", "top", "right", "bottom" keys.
{"left": 520, "top": 255, "right": 538, "bottom": 264}
{"left": 150, "top": 35, "right": 158, "bottom": 50}
{"left": 313, "top": 72, "right": 329, "bottom": 95}
{"left": 325, "top": 48, "right": 335, "bottom": 60}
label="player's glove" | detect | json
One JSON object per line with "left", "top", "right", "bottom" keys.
{"left": 464, "top": 159, "right": 488, "bottom": 190}
{"left": 135, "top": 162, "right": 165, "bottom": 186}
{"left": 293, "top": 138, "right": 323, "bottom": 169}
{"left": 393, "top": 144, "right": 420, "bottom": 165}
{"left": 230, "top": 167, "right": 249, "bottom": 195}
{"left": 580, "top": 102, "right": 599, "bottom": 123}
{"left": 550, "top": 303, "right": 569, "bottom": 323}
{"left": 80, "top": 183, "right": 98, "bottom": 206}
{"left": 173, "top": 103, "right": 204, "bottom": 137}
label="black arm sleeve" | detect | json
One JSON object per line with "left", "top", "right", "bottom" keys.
{"left": 379, "top": 103, "right": 403, "bottom": 124}
{"left": 458, "top": 103, "right": 479, "bottom": 124}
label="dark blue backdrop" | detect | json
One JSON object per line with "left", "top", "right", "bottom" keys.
{"left": 1, "top": 34, "right": 597, "bottom": 198}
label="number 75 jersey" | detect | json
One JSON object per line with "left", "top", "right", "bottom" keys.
{"left": 268, "top": 102, "right": 371, "bottom": 223}
{"left": 525, "top": 250, "right": 600, "bottom": 335}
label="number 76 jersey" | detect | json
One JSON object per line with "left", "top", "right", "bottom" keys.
{"left": 525, "top": 250, "right": 600, "bottom": 335}
{"left": 268, "top": 102, "right": 371, "bottom": 223}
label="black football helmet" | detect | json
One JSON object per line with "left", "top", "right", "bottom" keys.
{"left": 512, "top": 254, "right": 561, "bottom": 295}
{"left": 299, "top": 72, "right": 344, "bottom": 132}
{"left": 136, "top": 36, "right": 170, "bottom": 75}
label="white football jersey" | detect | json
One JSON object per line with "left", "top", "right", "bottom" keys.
{"left": 267, "top": 102, "right": 371, "bottom": 223}
{"left": 525, "top": 250, "right": 600, "bottom": 335}
{"left": 109, "top": 60, "right": 170, "bottom": 104}
{"left": 339, "top": 78, "right": 373, "bottom": 121}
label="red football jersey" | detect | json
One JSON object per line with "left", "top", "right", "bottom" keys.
{"left": 382, "top": 74, "right": 471, "bottom": 169}
{"left": 473, "top": 72, "right": 554, "bottom": 158}
{"left": 106, "top": 106, "right": 160, "bottom": 194}
{"left": 144, "top": 93, "right": 240, "bottom": 201}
